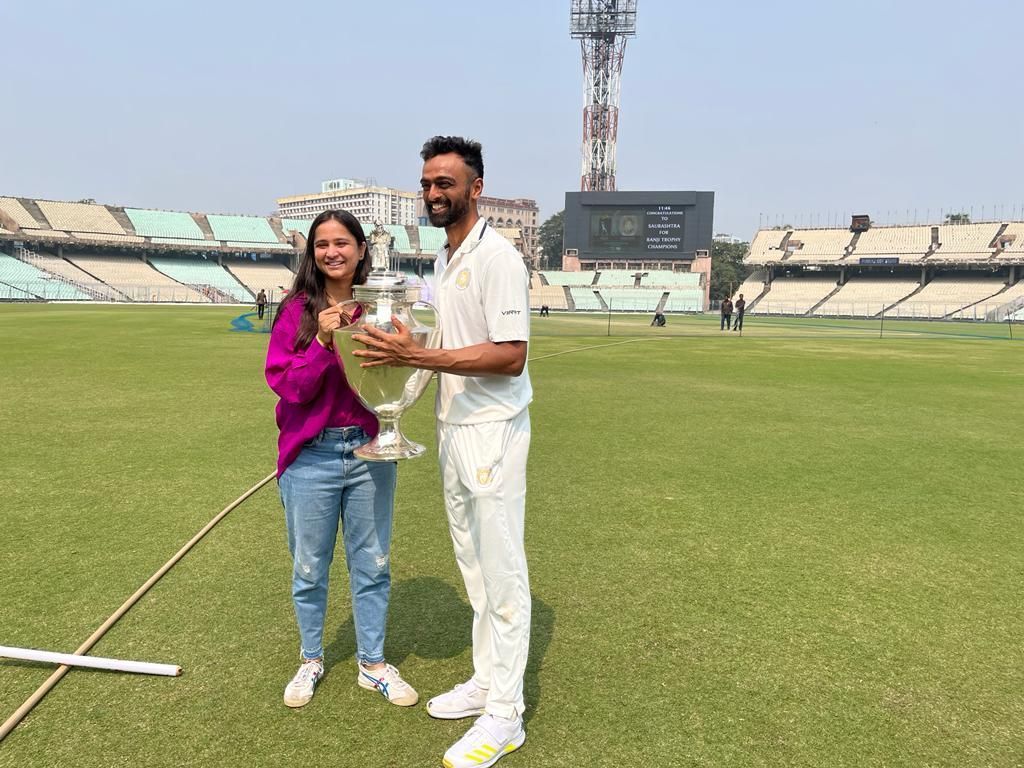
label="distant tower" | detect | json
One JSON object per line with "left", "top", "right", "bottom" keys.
{"left": 570, "top": 0, "right": 637, "bottom": 192}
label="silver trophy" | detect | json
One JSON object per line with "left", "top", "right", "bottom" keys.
{"left": 333, "top": 221, "right": 441, "bottom": 461}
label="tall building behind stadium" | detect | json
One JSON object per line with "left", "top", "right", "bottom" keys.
{"left": 276, "top": 178, "right": 417, "bottom": 225}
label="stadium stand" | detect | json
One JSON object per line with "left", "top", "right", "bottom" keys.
{"left": 931, "top": 223, "right": 1000, "bottom": 261}
{"left": 784, "top": 229, "right": 853, "bottom": 263}
{"left": 750, "top": 276, "right": 839, "bottom": 315}
{"left": 417, "top": 226, "right": 447, "bottom": 254}
{"left": 812, "top": 276, "right": 920, "bottom": 317}
{"left": 206, "top": 214, "right": 279, "bottom": 243}
{"left": 66, "top": 254, "right": 210, "bottom": 303}
{"left": 891, "top": 275, "right": 1005, "bottom": 318}
{"left": 997, "top": 222, "right": 1024, "bottom": 259}
{"left": 225, "top": 260, "right": 296, "bottom": 297}
{"left": 148, "top": 257, "right": 252, "bottom": 302}
{"left": 745, "top": 229, "right": 790, "bottom": 264}
{"left": 951, "top": 278, "right": 1024, "bottom": 320}
{"left": 642, "top": 271, "right": 701, "bottom": 287}
{"left": 125, "top": 209, "right": 208, "bottom": 241}
{"left": 596, "top": 269, "right": 639, "bottom": 285}
{"left": 529, "top": 285, "right": 569, "bottom": 310}
{"left": 732, "top": 270, "right": 768, "bottom": 305}
{"left": 0, "top": 253, "right": 92, "bottom": 300}
{"left": 36, "top": 200, "right": 126, "bottom": 235}
{"left": 13, "top": 248, "right": 126, "bottom": 301}
{"left": 543, "top": 271, "right": 598, "bottom": 286}
{"left": 0, "top": 197, "right": 43, "bottom": 228}
{"left": 280, "top": 219, "right": 312, "bottom": 237}
{"left": 71, "top": 231, "right": 145, "bottom": 243}
{"left": 661, "top": 288, "right": 704, "bottom": 312}
{"left": 599, "top": 288, "right": 665, "bottom": 311}
{"left": 569, "top": 286, "right": 603, "bottom": 310}
{"left": 851, "top": 225, "right": 931, "bottom": 259}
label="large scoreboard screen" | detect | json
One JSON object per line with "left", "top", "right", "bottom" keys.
{"left": 565, "top": 191, "right": 713, "bottom": 261}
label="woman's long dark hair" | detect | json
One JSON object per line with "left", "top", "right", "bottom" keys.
{"left": 274, "top": 209, "right": 371, "bottom": 348}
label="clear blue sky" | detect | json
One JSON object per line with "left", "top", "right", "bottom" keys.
{"left": 2, "top": 0, "right": 1021, "bottom": 239}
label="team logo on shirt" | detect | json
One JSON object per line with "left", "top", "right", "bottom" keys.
{"left": 476, "top": 467, "right": 493, "bottom": 486}
{"left": 455, "top": 269, "right": 471, "bottom": 290}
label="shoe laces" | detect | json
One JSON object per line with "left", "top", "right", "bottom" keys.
{"left": 293, "top": 660, "right": 323, "bottom": 686}
{"left": 373, "top": 663, "right": 412, "bottom": 691}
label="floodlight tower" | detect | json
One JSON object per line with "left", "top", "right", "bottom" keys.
{"left": 570, "top": 0, "right": 637, "bottom": 192}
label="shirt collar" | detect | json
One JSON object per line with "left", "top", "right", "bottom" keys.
{"left": 443, "top": 217, "right": 488, "bottom": 258}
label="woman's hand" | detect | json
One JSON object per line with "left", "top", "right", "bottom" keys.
{"left": 316, "top": 302, "right": 348, "bottom": 347}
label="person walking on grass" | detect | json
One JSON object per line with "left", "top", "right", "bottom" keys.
{"left": 733, "top": 293, "right": 746, "bottom": 331}
{"left": 351, "top": 136, "right": 532, "bottom": 768}
{"left": 265, "top": 209, "right": 417, "bottom": 710}
{"left": 720, "top": 296, "right": 733, "bottom": 330}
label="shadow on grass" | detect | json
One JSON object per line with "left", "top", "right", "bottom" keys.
{"left": 326, "top": 576, "right": 554, "bottom": 719}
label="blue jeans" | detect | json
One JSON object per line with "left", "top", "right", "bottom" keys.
{"left": 278, "top": 427, "right": 397, "bottom": 664}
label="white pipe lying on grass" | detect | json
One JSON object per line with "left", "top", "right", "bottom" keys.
{"left": 0, "top": 646, "right": 181, "bottom": 677}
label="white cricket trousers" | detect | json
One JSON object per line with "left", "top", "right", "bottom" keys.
{"left": 436, "top": 409, "right": 531, "bottom": 720}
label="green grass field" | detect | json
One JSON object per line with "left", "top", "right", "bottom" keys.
{"left": 1, "top": 304, "right": 1022, "bottom": 767}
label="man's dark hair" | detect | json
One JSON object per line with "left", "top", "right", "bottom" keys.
{"left": 420, "top": 136, "right": 484, "bottom": 179}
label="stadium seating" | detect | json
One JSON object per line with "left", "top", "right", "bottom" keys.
{"left": 596, "top": 269, "right": 640, "bottom": 285}
{"left": 784, "top": 229, "right": 853, "bottom": 263}
{"left": 751, "top": 277, "right": 839, "bottom": 314}
{"left": 599, "top": 288, "right": 665, "bottom": 311}
{"left": 529, "top": 272, "right": 543, "bottom": 289}
{"left": 745, "top": 230, "right": 789, "bottom": 264}
{"left": 997, "top": 222, "right": 1024, "bottom": 259}
{"left": 280, "top": 219, "right": 312, "bottom": 237}
{"left": 543, "top": 271, "right": 597, "bottom": 286}
{"left": 569, "top": 286, "right": 603, "bottom": 310}
{"left": 148, "top": 257, "right": 252, "bottom": 302}
{"left": 851, "top": 225, "right": 931, "bottom": 258}
{"left": 125, "top": 209, "right": 208, "bottom": 241}
{"left": 947, "top": 278, "right": 1024, "bottom": 320}
{"left": 71, "top": 231, "right": 145, "bottom": 243}
{"left": 14, "top": 249, "right": 126, "bottom": 301}
{"left": 36, "top": 200, "right": 126, "bottom": 235}
{"left": 732, "top": 270, "right": 768, "bottom": 305}
{"left": 642, "top": 271, "right": 701, "bottom": 287}
{"left": 66, "top": 254, "right": 210, "bottom": 302}
{"left": 418, "top": 226, "right": 448, "bottom": 254}
{"left": 225, "top": 260, "right": 296, "bottom": 297}
{"left": 931, "top": 223, "right": 1000, "bottom": 261}
{"left": 0, "top": 197, "right": 43, "bottom": 228}
{"left": 206, "top": 214, "right": 279, "bottom": 243}
{"left": 529, "top": 285, "right": 569, "bottom": 310}
{"left": 661, "top": 289, "right": 703, "bottom": 312}
{"left": 0, "top": 253, "right": 92, "bottom": 300}
{"left": 813, "top": 276, "right": 920, "bottom": 317}
{"left": 890, "top": 275, "right": 1005, "bottom": 318}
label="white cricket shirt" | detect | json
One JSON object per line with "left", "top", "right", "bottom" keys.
{"left": 433, "top": 217, "right": 533, "bottom": 424}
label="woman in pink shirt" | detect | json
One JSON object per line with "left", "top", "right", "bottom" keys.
{"left": 265, "top": 209, "right": 417, "bottom": 710}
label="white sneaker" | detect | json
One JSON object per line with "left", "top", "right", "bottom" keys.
{"left": 283, "top": 658, "right": 324, "bottom": 708}
{"left": 357, "top": 662, "right": 419, "bottom": 706}
{"left": 427, "top": 679, "right": 488, "bottom": 720}
{"left": 442, "top": 713, "right": 526, "bottom": 768}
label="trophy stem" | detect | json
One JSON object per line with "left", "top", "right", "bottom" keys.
{"left": 355, "top": 414, "right": 426, "bottom": 461}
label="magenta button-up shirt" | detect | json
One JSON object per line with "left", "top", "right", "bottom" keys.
{"left": 265, "top": 294, "right": 378, "bottom": 477}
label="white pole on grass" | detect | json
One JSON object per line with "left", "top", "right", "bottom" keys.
{"left": 0, "top": 646, "right": 181, "bottom": 677}
{"left": 0, "top": 471, "right": 277, "bottom": 744}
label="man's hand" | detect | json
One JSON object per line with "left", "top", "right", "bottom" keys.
{"left": 351, "top": 316, "right": 421, "bottom": 368}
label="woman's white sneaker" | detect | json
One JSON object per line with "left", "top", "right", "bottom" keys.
{"left": 426, "top": 679, "right": 488, "bottom": 720}
{"left": 442, "top": 713, "right": 525, "bottom": 768}
{"left": 283, "top": 658, "right": 324, "bottom": 708}
{"left": 357, "top": 662, "right": 419, "bottom": 706}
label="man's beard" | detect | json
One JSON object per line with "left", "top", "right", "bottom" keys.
{"left": 427, "top": 189, "right": 471, "bottom": 228}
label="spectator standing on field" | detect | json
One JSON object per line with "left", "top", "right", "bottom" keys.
{"left": 720, "top": 297, "right": 733, "bottom": 330}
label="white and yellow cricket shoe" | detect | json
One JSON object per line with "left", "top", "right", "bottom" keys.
{"left": 442, "top": 713, "right": 525, "bottom": 768}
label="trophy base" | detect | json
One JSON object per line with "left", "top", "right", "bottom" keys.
{"left": 355, "top": 426, "right": 426, "bottom": 462}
